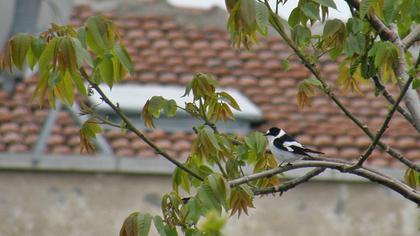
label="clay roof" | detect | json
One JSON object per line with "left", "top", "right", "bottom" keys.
{"left": 0, "top": 4, "right": 418, "bottom": 168}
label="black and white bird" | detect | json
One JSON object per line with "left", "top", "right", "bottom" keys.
{"left": 265, "top": 127, "right": 324, "bottom": 164}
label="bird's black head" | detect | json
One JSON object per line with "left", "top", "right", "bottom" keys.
{"left": 265, "top": 127, "right": 281, "bottom": 137}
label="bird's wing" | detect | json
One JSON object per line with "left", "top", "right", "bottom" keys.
{"left": 274, "top": 134, "right": 323, "bottom": 156}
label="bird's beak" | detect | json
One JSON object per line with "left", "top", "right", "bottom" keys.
{"left": 263, "top": 133, "right": 268, "bottom": 136}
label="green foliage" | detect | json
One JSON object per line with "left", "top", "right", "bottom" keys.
{"left": 120, "top": 212, "right": 153, "bottom": 236}
{"left": 79, "top": 118, "right": 102, "bottom": 153}
{"left": 368, "top": 41, "right": 400, "bottom": 84}
{"left": 229, "top": 185, "right": 254, "bottom": 216}
{"left": 313, "top": 0, "right": 337, "bottom": 9}
{"left": 198, "top": 211, "right": 226, "bottom": 236}
{"left": 359, "top": 0, "right": 377, "bottom": 19}
{"left": 413, "top": 78, "right": 420, "bottom": 90}
{"left": 153, "top": 216, "right": 178, "bottom": 236}
{"left": 0, "top": 15, "right": 133, "bottom": 108}
{"left": 338, "top": 59, "right": 366, "bottom": 94}
{"left": 141, "top": 96, "right": 178, "bottom": 128}
{"left": 404, "top": 168, "right": 420, "bottom": 190}
{"left": 226, "top": 0, "right": 270, "bottom": 48}
{"left": 143, "top": 73, "right": 241, "bottom": 128}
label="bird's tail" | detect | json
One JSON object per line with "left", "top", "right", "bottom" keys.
{"left": 304, "top": 148, "right": 324, "bottom": 158}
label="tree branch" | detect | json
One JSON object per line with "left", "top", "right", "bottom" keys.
{"left": 350, "top": 68, "right": 418, "bottom": 169}
{"left": 80, "top": 69, "right": 204, "bottom": 181}
{"left": 253, "top": 167, "right": 326, "bottom": 195}
{"left": 402, "top": 25, "right": 420, "bottom": 50}
{"left": 345, "top": 0, "right": 420, "bottom": 132}
{"left": 370, "top": 76, "right": 418, "bottom": 132}
{"left": 229, "top": 160, "right": 420, "bottom": 204}
{"left": 264, "top": 4, "right": 420, "bottom": 172}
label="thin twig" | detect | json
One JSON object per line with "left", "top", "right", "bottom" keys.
{"left": 253, "top": 167, "right": 326, "bottom": 195}
{"left": 371, "top": 75, "right": 418, "bottom": 131}
{"left": 80, "top": 68, "right": 204, "bottom": 181}
{"left": 351, "top": 55, "right": 420, "bottom": 168}
{"left": 402, "top": 25, "right": 420, "bottom": 50}
{"left": 349, "top": 67, "right": 418, "bottom": 170}
{"left": 228, "top": 160, "right": 420, "bottom": 204}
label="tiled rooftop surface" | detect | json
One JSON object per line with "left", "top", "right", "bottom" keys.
{"left": 0, "top": 4, "right": 418, "bottom": 168}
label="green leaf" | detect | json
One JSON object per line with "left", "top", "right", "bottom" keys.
{"left": 114, "top": 44, "right": 134, "bottom": 74}
{"left": 201, "top": 127, "right": 220, "bottom": 151}
{"left": 149, "top": 96, "right": 165, "bottom": 118}
{"left": 229, "top": 185, "right": 254, "bottom": 216}
{"left": 244, "top": 131, "right": 267, "bottom": 156}
{"left": 77, "top": 27, "right": 87, "bottom": 48}
{"left": 153, "top": 216, "right": 167, "bottom": 236}
{"left": 10, "top": 33, "right": 32, "bottom": 70}
{"left": 153, "top": 216, "right": 177, "bottom": 236}
{"left": 255, "top": 2, "right": 269, "bottom": 35}
{"left": 71, "top": 70, "right": 88, "bottom": 96}
{"left": 99, "top": 56, "right": 114, "bottom": 88}
{"left": 218, "top": 92, "right": 241, "bottom": 111}
{"left": 80, "top": 118, "right": 103, "bottom": 153}
{"left": 26, "top": 48, "right": 37, "bottom": 70}
{"left": 85, "top": 15, "right": 115, "bottom": 55}
{"left": 301, "top": 2, "right": 320, "bottom": 21}
{"left": 57, "top": 38, "right": 78, "bottom": 73}
{"left": 196, "top": 181, "right": 222, "bottom": 214}
{"left": 198, "top": 211, "right": 226, "bottom": 235}
{"left": 359, "top": 0, "right": 377, "bottom": 18}
{"left": 184, "top": 198, "right": 201, "bottom": 223}
{"left": 172, "top": 167, "right": 191, "bottom": 193}
{"left": 313, "top": 0, "right": 337, "bottom": 9}
{"left": 344, "top": 34, "right": 365, "bottom": 56}
{"left": 39, "top": 38, "right": 58, "bottom": 71}
{"left": 71, "top": 38, "right": 93, "bottom": 67}
{"left": 383, "top": 0, "right": 399, "bottom": 24}
{"left": 31, "top": 37, "right": 46, "bottom": 60}
{"left": 292, "top": 25, "right": 311, "bottom": 46}
{"left": 206, "top": 174, "right": 229, "bottom": 210}
{"left": 191, "top": 73, "right": 217, "bottom": 100}
{"left": 142, "top": 100, "right": 155, "bottom": 128}
{"left": 163, "top": 99, "right": 177, "bottom": 117}
{"left": 347, "top": 18, "right": 364, "bottom": 34}
{"left": 288, "top": 8, "right": 301, "bottom": 27}
{"left": 120, "top": 212, "right": 152, "bottom": 236}
{"left": 62, "top": 71, "right": 75, "bottom": 105}
{"left": 413, "top": 78, "right": 420, "bottom": 90}
{"left": 323, "top": 19, "right": 344, "bottom": 39}
{"left": 281, "top": 59, "right": 290, "bottom": 71}
{"left": 137, "top": 213, "right": 152, "bottom": 236}
{"left": 404, "top": 168, "right": 420, "bottom": 190}
{"left": 240, "top": 0, "right": 257, "bottom": 32}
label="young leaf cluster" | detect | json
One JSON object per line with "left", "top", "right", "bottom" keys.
{"left": 142, "top": 73, "right": 241, "bottom": 128}
{"left": 0, "top": 15, "right": 133, "bottom": 108}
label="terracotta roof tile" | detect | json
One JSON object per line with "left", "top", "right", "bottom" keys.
{"left": 9, "top": 144, "right": 28, "bottom": 152}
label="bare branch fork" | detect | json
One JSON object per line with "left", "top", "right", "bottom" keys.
{"left": 370, "top": 75, "right": 418, "bottom": 132}
{"left": 402, "top": 25, "right": 420, "bottom": 50}
{"left": 349, "top": 55, "right": 420, "bottom": 170}
{"left": 252, "top": 168, "right": 326, "bottom": 195}
{"left": 264, "top": 3, "right": 420, "bottom": 172}
{"left": 229, "top": 160, "right": 420, "bottom": 204}
{"left": 79, "top": 69, "right": 204, "bottom": 181}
